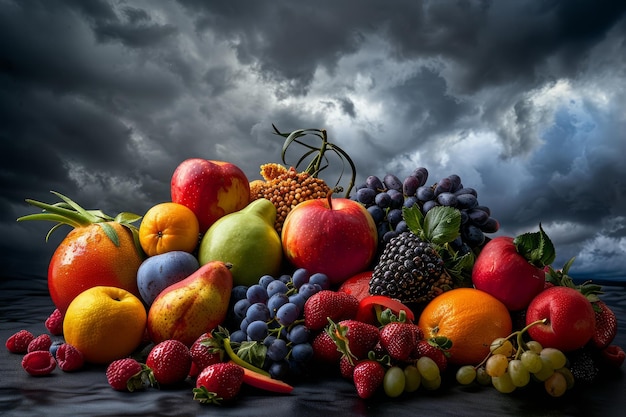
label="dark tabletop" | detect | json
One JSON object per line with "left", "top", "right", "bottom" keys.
{"left": 1, "top": 278, "right": 625, "bottom": 417}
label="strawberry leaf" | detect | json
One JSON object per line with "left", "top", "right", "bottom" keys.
{"left": 423, "top": 206, "right": 461, "bottom": 245}
{"left": 513, "top": 223, "right": 556, "bottom": 268}
{"left": 235, "top": 341, "right": 267, "bottom": 369}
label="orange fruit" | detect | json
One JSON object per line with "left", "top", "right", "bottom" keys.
{"left": 63, "top": 286, "right": 147, "bottom": 364}
{"left": 48, "top": 222, "right": 144, "bottom": 314}
{"left": 417, "top": 288, "right": 512, "bottom": 366}
{"left": 139, "top": 202, "right": 200, "bottom": 257}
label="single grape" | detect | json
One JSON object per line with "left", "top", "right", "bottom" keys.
{"left": 422, "top": 200, "right": 438, "bottom": 213}
{"left": 267, "top": 280, "right": 289, "bottom": 298}
{"left": 291, "top": 343, "right": 314, "bottom": 362}
{"left": 357, "top": 187, "right": 377, "bottom": 205}
{"left": 230, "top": 330, "right": 247, "bottom": 343}
{"left": 367, "top": 205, "right": 385, "bottom": 223}
{"left": 468, "top": 208, "right": 489, "bottom": 226}
{"left": 463, "top": 224, "right": 485, "bottom": 247}
{"left": 395, "top": 220, "right": 408, "bottom": 233}
{"left": 403, "top": 176, "right": 420, "bottom": 197}
{"left": 365, "top": 175, "right": 384, "bottom": 191}
{"left": 267, "top": 338, "right": 289, "bottom": 361}
{"left": 239, "top": 318, "right": 249, "bottom": 332}
{"left": 456, "top": 365, "right": 477, "bottom": 385}
{"left": 417, "top": 356, "right": 440, "bottom": 381}
{"left": 540, "top": 348, "right": 567, "bottom": 370}
{"left": 476, "top": 366, "right": 492, "bottom": 386}
{"left": 520, "top": 350, "right": 543, "bottom": 373}
{"left": 267, "top": 293, "right": 289, "bottom": 318}
{"left": 555, "top": 367, "right": 575, "bottom": 390}
{"left": 416, "top": 186, "right": 434, "bottom": 202}
{"left": 456, "top": 193, "right": 478, "bottom": 209}
{"left": 480, "top": 217, "right": 500, "bottom": 233}
{"left": 403, "top": 365, "right": 421, "bottom": 392}
{"left": 526, "top": 340, "right": 543, "bottom": 354}
{"left": 491, "top": 372, "right": 516, "bottom": 394}
{"left": 288, "top": 324, "right": 310, "bottom": 345}
{"left": 387, "top": 209, "right": 403, "bottom": 228}
{"left": 403, "top": 195, "right": 418, "bottom": 209}
{"left": 291, "top": 268, "right": 310, "bottom": 289}
{"left": 454, "top": 187, "right": 477, "bottom": 197}
{"left": 231, "top": 285, "right": 249, "bottom": 302}
{"left": 387, "top": 189, "right": 404, "bottom": 209}
{"left": 447, "top": 174, "right": 462, "bottom": 192}
{"left": 269, "top": 360, "right": 290, "bottom": 380}
{"left": 383, "top": 230, "right": 398, "bottom": 243}
{"left": 309, "top": 273, "right": 330, "bottom": 290}
{"left": 533, "top": 357, "right": 556, "bottom": 382}
{"left": 383, "top": 173, "right": 403, "bottom": 191}
{"left": 233, "top": 298, "right": 251, "bottom": 320}
{"left": 490, "top": 338, "right": 514, "bottom": 357}
{"left": 276, "top": 303, "right": 299, "bottom": 326}
{"left": 383, "top": 366, "right": 406, "bottom": 398}
{"left": 421, "top": 374, "right": 442, "bottom": 390}
{"left": 246, "top": 302, "right": 270, "bottom": 322}
{"left": 412, "top": 167, "right": 429, "bottom": 186}
{"left": 434, "top": 177, "right": 452, "bottom": 195}
{"left": 288, "top": 293, "right": 306, "bottom": 312}
{"left": 437, "top": 192, "right": 458, "bottom": 207}
{"left": 476, "top": 205, "right": 490, "bottom": 215}
{"left": 298, "top": 283, "right": 319, "bottom": 299}
{"left": 278, "top": 274, "right": 291, "bottom": 284}
{"left": 485, "top": 353, "right": 509, "bottom": 377}
{"left": 375, "top": 192, "right": 392, "bottom": 208}
{"left": 247, "top": 284, "right": 268, "bottom": 304}
{"left": 508, "top": 359, "right": 530, "bottom": 387}
{"left": 544, "top": 371, "right": 567, "bottom": 397}
{"left": 258, "top": 275, "right": 275, "bottom": 289}
{"left": 247, "top": 320, "right": 269, "bottom": 341}
{"left": 263, "top": 335, "right": 276, "bottom": 347}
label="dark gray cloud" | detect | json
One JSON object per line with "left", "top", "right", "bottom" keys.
{"left": 1, "top": 0, "right": 625, "bottom": 282}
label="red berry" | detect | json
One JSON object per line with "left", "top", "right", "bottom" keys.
{"left": 311, "top": 331, "right": 342, "bottom": 363}
{"left": 27, "top": 334, "right": 52, "bottom": 353}
{"left": 193, "top": 362, "right": 244, "bottom": 404}
{"left": 328, "top": 319, "right": 379, "bottom": 361}
{"left": 56, "top": 343, "right": 84, "bottom": 372}
{"left": 352, "top": 359, "right": 385, "bottom": 399}
{"left": 106, "top": 358, "right": 152, "bottom": 392}
{"left": 304, "top": 290, "right": 359, "bottom": 331}
{"left": 591, "top": 301, "right": 618, "bottom": 349}
{"left": 6, "top": 330, "right": 35, "bottom": 353}
{"left": 44, "top": 308, "right": 64, "bottom": 335}
{"left": 414, "top": 339, "right": 448, "bottom": 372}
{"left": 22, "top": 350, "right": 56, "bottom": 376}
{"left": 189, "top": 333, "right": 223, "bottom": 378}
{"left": 146, "top": 339, "right": 192, "bottom": 386}
{"left": 379, "top": 322, "right": 420, "bottom": 361}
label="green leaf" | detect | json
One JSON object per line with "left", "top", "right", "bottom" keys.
{"left": 513, "top": 223, "right": 556, "bottom": 268}
{"left": 423, "top": 206, "right": 461, "bottom": 245}
{"left": 98, "top": 222, "right": 120, "bottom": 247}
{"left": 115, "top": 211, "right": 143, "bottom": 225}
{"left": 402, "top": 205, "right": 425, "bottom": 237}
{"left": 236, "top": 341, "right": 267, "bottom": 369}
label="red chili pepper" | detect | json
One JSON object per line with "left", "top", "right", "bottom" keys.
{"left": 355, "top": 295, "right": 415, "bottom": 325}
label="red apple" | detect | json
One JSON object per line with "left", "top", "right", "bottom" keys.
{"left": 525, "top": 286, "right": 596, "bottom": 352}
{"left": 171, "top": 159, "right": 250, "bottom": 233}
{"left": 472, "top": 236, "right": 550, "bottom": 311}
{"left": 281, "top": 194, "right": 378, "bottom": 286}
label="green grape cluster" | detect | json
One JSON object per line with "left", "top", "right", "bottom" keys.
{"left": 455, "top": 320, "right": 575, "bottom": 397}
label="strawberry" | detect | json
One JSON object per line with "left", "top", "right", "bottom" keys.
{"left": 44, "top": 308, "right": 64, "bottom": 335}
{"left": 312, "top": 330, "right": 342, "bottom": 363}
{"left": 189, "top": 332, "right": 223, "bottom": 378}
{"left": 591, "top": 300, "right": 617, "bottom": 349}
{"left": 327, "top": 319, "right": 379, "bottom": 363}
{"left": 55, "top": 343, "right": 84, "bottom": 372}
{"left": 193, "top": 362, "right": 244, "bottom": 404}
{"left": 5, "top": 330, "right": 35, "bottom": 353}
{"left": 379, "top": 322, "right": 420, "bottom": 362}
{"left": 352, "top": 359, "right": 385, "bottom": 399}
{"left": 339, "top": 355, "right": 355, "bottom": 380}
{"left": 414, "top": 339, "right": 449, "bottom": 372}
{"left": 22, "top": 350, "right": 56, "bottom": 376}
{"left": 106, "top": 358, "right": 153, "bottom": 391}
{"left": 146, "top": 339, "right": 192, "bottom": 386}
{"left": 27, "top": 334, "right": 52, "bottom": 353}
{"left": 304, "top": 290, "right": 359, "bottom": 331}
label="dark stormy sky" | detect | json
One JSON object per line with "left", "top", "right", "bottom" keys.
{"left": 1, "top": 0, "right": 625, "bottom": 283}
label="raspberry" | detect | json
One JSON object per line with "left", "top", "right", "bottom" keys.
{"left": 27, "top": 334, "right": 52, "bottom": 353}
{"left": 56, "top": 343, "right": 84, "bottom": 372}
{"left": 44, "top": 308, "right": 64, "bottom": 335}
{"left": 106, "top": 358, "right": 153, "bottom": 392}
{"left": 6, "top": 330, "right": 35, "bottom": 353}
{"left": 22, "top": 350, "right": 57, "bottom": 376}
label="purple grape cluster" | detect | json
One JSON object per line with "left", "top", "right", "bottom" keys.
{"left": 353, "top": 167, "right": 499, "bottom": 253}
{"left": 226, "top": 268, "right": 330, "bottom": 379}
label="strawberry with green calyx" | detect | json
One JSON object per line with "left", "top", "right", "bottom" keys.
{"left": 106, "top": 358, "right": 155, "bottom": 392}
{"left": 545, "top": 258, "right": 618, "bottom": 350}
{"left": 193, "top": 362, "right": 245, "bottom": 404}
{"left": 188, "top": 332, "right": 224, "bottom": 378}
{"left": 472, "top": 224, "right": 556, "bottom": 312}
{"left": 414, "top": 338, "right": 452, "bottom": 372}
{"left": 17, "top": 191, "right": 145, "bottom": 314}
{"left": 326, "top": 318, "right": 380, "bottom": 365}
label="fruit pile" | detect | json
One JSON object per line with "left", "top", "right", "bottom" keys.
{"left": 5, "top": 126, "right": 625, "bottom": 405}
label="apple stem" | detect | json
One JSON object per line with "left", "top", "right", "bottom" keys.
{"left": 326, "top": 191, "right": 333, "bottom": 210}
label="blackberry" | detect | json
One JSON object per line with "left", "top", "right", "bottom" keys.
{"left": 369, "top": 231, "right": 454, "bottom": 304}
{"left": 568, "top": 348, "right": 599, "bottom": 384}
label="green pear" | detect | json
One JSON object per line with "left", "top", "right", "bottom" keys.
{"left": 198, "top": 198, "right": 283, "bottom": 286}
